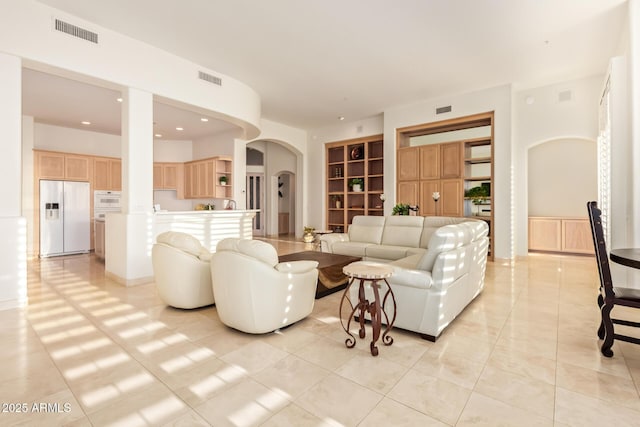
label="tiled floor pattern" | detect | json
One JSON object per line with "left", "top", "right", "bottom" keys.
{"left": 3, "top": 238, "right": 640, "bottom": 426}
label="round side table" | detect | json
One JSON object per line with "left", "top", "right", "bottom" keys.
{"left": 340, "top": 261, "right": 396, "bottom": 356}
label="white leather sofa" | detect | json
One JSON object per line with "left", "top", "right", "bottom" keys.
{"left": 321, "top": 216, "right": 489, "bottom": 340}
{"left": 152, "top": 231, "right": 215, "bottom": 309}
{"left": 210, "top": 238, "right": 319, "bottom": 334}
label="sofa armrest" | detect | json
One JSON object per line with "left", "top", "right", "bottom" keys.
{"left": 320, "top": 233, "right": 349, "bottom": 253}
{"left": 389, "top": 266, "right": 434, "bottom": 290}
{"left": 275, "top": 260, "right": 319, "bottom": 274}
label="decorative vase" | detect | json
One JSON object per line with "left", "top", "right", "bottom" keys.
{"left": 336, "top": 200, "right": 341, "bottom": 209}
{"left": 353, "top": 184, "right": 361, "bottom": 192}
{"left": 303, "top": 232, "right": 315, "bottom": 243}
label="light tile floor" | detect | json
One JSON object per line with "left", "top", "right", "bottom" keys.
{"left": 3, "top": 238, "right": 640, "bottom": 426}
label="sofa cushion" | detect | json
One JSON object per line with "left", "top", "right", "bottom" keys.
{"left": 348, "top": 216, "right": 386, "bottom": 244}
{"left": 417, "top": 223, "right": 471, "bottom": 271}
{"left": 406, "top": 247, "right": 428, "bottom": 257}
{"left": 366, "top": 244, "right": 415, "bottom": 261}
{"left": 332, "top": 241, "right": 374, "bottom": 258}
{"left": 420, "top": 217, "right": 470, "bottom": 248}
{"left": 390, "top": 253, "right": 423, "bottom": 269}
{"left": 380, "top": 216, "right": 424, "bottom": 247}
{"left": 156, "top": 231, "right": 205, "bottom": 257}
{"left": 216, "top": 238, "right": 279, "bottom": 267}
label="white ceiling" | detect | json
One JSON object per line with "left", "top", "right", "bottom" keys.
{"left": 28, "top": 0, "right": 628, "bottom": 133}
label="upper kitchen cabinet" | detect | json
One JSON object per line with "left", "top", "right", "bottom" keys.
{"left": 93, "top": 157, "right": 122, "bottom": 191}
{"left": 184, "top": 156, "right": 232, "bottom": 199}
{"left": 154, "top": 162, "right": 184, "bottom": 198}
{"left": 35, "top": 150, "right": 91, "bottom": 181}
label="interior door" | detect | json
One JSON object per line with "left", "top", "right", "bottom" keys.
{"left": 246, "top": 173, "right": 265, "bottom": 236}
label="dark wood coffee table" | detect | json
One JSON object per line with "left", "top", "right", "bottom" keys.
{"left": 278, "top": 251, "right": 361, "bottom": 298}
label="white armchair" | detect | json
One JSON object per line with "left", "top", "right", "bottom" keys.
{"left": 211, "top": 238, "right": 319, "bottom": 334}
{"left": 152, "top": 231, "right": 215, "bottom": 309}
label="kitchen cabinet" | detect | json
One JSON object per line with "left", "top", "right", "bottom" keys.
{"left": 184, "top": 157, "right": 232, "bottom": 199}
{"left": 93, "top": 157, "right": 121, "bottom": 191}
{"left": 153, "top": 162, "right": 184, "bottom": 198}
{"left": 35, "top": 150, "right": 90, "bottom": 181}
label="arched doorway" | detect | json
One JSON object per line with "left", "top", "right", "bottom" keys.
{"left": 246, "top": 140, "right": 300, "bottom": 238}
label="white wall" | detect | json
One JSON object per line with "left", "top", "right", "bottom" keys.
{"left": 34, "top": 122, "right": 120, "bottom": 156}
{"left": 192, "top": 130, "right": 238, "bottom": 159}
{"left": 154, "top": 139, "right": 193, "bottom": 162}
{"left": 528, "top": 138, "right": 597, "bottom": 217}
{"left": 514, "top": 75, "right": 602, "bottom": 255}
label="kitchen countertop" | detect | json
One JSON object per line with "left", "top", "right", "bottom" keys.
{"left": 154, "top": 209, "right": 260, "bottom": 215}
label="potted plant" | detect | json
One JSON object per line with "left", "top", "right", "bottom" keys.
{"left": 349, "top": 178, "right": 363, "bottom": 192}
{"left": 392, "top": 203, "right": 410, "bottom": 215}
{"left": 464, "top": 186, "right": 489, "bottom": 215}
{"left": 219, "top": 176, "right": 228, "bottom": 185}
{"left": 303, "top": 226, "right": 315, "bottom": 243}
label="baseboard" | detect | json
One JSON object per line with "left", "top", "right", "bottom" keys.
{"left": 105, "top": 270, "right": 154, "bottom": 287}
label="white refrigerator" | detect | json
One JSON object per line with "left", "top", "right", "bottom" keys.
{"left": 40, "top": 180, "right": 90, "bottom": 257}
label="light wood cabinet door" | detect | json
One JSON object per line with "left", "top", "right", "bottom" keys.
{"left": 65, "top": 155, "right": 90, "bottom": 181}
{"left": 441, "top": 142, "right": 462, "bottom": 178}
{"left": 110, "top": 160, "right": 122, "bottom": 191}
{"left": 397, "top": 147, "right": 419, "bottom": 181}
{"left": 397, "top": 181, "right": 419, "bottom": 206}
{"left": 562, "top": 219, "right": 593, "bottom": 254}
{"left": 153, "top": 164, "right": 163, "bottom": 189}
{"left": 419, "top": 145, "right": 440, "bottom": 180}
{"left": 419, "top": 180, "right": 440, "bottom": 216}
{"left": 93, "top": 158, "right": 110, "bottom": 190}
{"left": 184, "top": 163, "right": 193, "bottom": 198}
{"left": 440, "top": 179, "right": 463, "bottom": 216}
{"left": 529, "top": 218, "right": 562, "bottom": 251}
{"left": 37, "top": 151, "right": 65, "bottom": 179}
{"left": 163, "top": 164, "right": 178, "bottom": 189}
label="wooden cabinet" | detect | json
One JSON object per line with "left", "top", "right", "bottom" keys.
{"left": 184, "top": 157, "right": 232, "bottom": 199}
{"left": 420, "top": 145, "right": 440, "bottom": 180}
{"left": 397, "top": 147, "right": 419, "bottom": 181}
{"left": 440, "top": 142, "right": 462, "bottom": 178}
{"left": 396, "top": 112, "right": 494, "bottom": 259}
{"left": 36, "top": 150, "right": 90, "bottom": 181}
{"left": 93, "top": 157, "right": 121, "bottom": 191}
{"left": 326, "top": 135, "right": 383, "bottom": 232}
{"left": 154, "top": 162, "right": 184, "bottom": 198}
{"left": 529, "top": 217, "right": 594, "bottom": 255}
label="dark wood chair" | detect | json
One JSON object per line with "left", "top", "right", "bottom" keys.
{"left": 587, "top": 201, "right": 640, "bottom": 357}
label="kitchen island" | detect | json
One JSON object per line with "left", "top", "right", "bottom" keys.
{"left": 153, "top": 209, "right": 259, "bottom": 251}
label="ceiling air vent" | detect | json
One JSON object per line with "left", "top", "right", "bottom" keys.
{"left": 558, "top": 90, "right": 573, "bottom": 103}
{"left": 436, "top": 105, "right": 452, "bottom": 114}
{"left": 198, "top": 71, "right": 222, "bottom": 86}
{"left": 54, "top": 19, "right": 98, "bottom": 44}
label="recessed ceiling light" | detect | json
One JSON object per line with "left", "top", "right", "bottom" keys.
{"left": 200, "top": 118, "right": 209, "bottom": 122}
{"left": 155, "top": 134, "right": 162, "bottom": 138}
{"left": 81, "top": 121, "right": 91, "bottom": 125}
{"left": 338, "top": 116, "right": 345, "bottom": 121}
{"left": 176, "top": 127, "right": 184, "bottom": 131}
{"left": 116, "top": 97, "right": 123, "bottom": 103}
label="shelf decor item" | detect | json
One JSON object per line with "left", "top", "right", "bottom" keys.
{"left": 392, "top": 203, "right": 410, "bottom": 216}
{"left": 464, "top": 186, "right": 489, "bottom": 215}
{"left": 219, "top": 176, "right": 228, "bottom": 185}
{"left": 349, "top": 178, "right": 363, "bottom": 192}
{"left": 303, "top": 226, "right": 315, "bottom": 243}
{"left": 350, "top": 146, "right": 363, "bottom": 160}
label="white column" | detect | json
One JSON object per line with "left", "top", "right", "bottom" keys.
{"left": 0, "top": 52, "right": 27, "bottom": 309}
{"left": 122, "top": 88, "right": 154, "bottom": 214}
{"left": 105, "top": 88, "right": 155, "bottom": 285}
